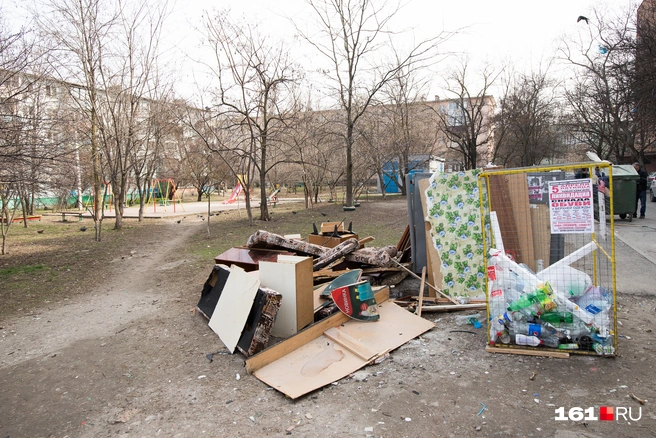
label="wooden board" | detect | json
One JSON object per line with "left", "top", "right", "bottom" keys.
{"left": 260, "top": 255, "right": 314, "bottom": 338}
{"left": 208, "top": 265, "right": 261, "bottom": 353}
{"left": 245, "top": 286, "right": 390, "bottom": 374}
{"left": 485, "top": 346, "right": 570, "bottom": 359}
{"left": 252, "top": 300, "right": 435, "bottom": 399}
{"left": 320, "top": 221, "right": 344, "bottom": 234}
{"left": 488, "top": 174, "right": 537, "bottom": 268}
{"left": 323, "top": 327, "right": 377, "bottom": 360}
{"left": 418, "top": 177, "right": 441, "bottom": 297}
{"left": 505, "top": 174, "right": 536, "bottom": 271}
{"left": 530, "top": 203, "right": 551, "bottom": 270}
{"left": 213, "top": 247, "right": 294, "bottom": 272}
{"left": 308, "top": 233, "right": 358, "bottom": 248}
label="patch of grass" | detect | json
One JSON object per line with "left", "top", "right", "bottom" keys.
{"left": 0, "top": 217, "right": 177, "bottom": 319}
{"left": 0, "top": 264, "right": 48, "bottom": 276}
{"left": 184, "top": 196, "right": 408, "bottom": 260}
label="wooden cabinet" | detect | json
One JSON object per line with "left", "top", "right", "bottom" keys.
{"left": 259, "top": 255, "right": 314, "bottom": 337}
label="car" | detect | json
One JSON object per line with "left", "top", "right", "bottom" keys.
{"left": 649, "top": 172, "right": 656, "bottom": 183}
{"left": 651, "top": 179, "right": 656, "bottom": 202}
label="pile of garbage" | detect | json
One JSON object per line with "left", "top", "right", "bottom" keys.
{"left": 487, "top": 249, "right": 614, "bottom": 355}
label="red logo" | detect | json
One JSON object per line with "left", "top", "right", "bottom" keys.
{"left": 600, "top": 406, "right": 614, "bottom": 421}
{"left": 487, "top": 266, "right": 496, "bottom": 281}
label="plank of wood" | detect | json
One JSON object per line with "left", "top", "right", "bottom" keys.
{"left": 313, "top": 266, "right": 404, "bottom": 279}
{"left": 323, "top": 327, "right": 377, "bottom": 361}
{"left": 390, "top": 258, "right": 459, "bottom": 304}
{"left": 416, "top": 267, "right": 426, "bottom": 317}
{"left": 488, "top": 175, "right": 519, "bottom": 261}
{"left": 418, "top": 177, "right": 441, "bottom": 297}
{"left": 320, "top": 221, "right": 344, "bottom": 234}
{"left": 505, "top": 174, "right": 536, "bottom": 270}
{"left": 245, "top": 286, "right": 390, "bottom": 374}
{"left": 530, "top": 204, "right": 551, "bottom": 270}
{"left": 208, "top": 265, "right": 261, "bottom": 353}
{"left": 485, "top": 345, "right": 570, "bottom": 359}
{"left": 419, "top": 303, "right": 487, "bottom": 312}
{"left": 396, "top": 225, "right": 410, "bottom": 251}
{"left": 358, "top": 236, "right": 375, "bottom": 245}
{"left": 252, "top": 300, "right": 435, "bottom": 399}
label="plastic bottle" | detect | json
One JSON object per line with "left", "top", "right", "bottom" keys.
{"left": 497, "top": 330, "right": 510, "bottom": 344}
{"left": 540, "top": 334, "right": 561, "bottom": 348}
{"left": 455, "top": 313, "right": 483, "bottom": 329}
{"left": 510, "top": 321, "right": 545, "bottom": 337}
{"left": 538, "top": 265, "right": 592, "bottom": 299}
{"left": 507, "top": 284, "right": 556, "bottom": 313}
{"left": 558, "top": 343, "right": 579, "bottom": 350}
{"left": 488, "top": 313, "right": 510, "bottom": 344}
{"left": 593, "top": 343, "right": 615, "bottom": 355}
{"left": 515, "top": 334, "right": 542, "bottom": 347}
{"left": 488, "top": 285, "right": 507, "bottom": 320}
{"left": 538, "top": 312, "right": 574, "bottom": 325}
{"left": 575, "top": 286, "right": 612, "bottom": 315}
{"left": 559, "top": 321, "right": 591, "bottom": 342}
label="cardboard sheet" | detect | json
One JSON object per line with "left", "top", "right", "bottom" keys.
{"left": 252, "top": 301, "right": 434, "bottom": 399}
{"left": 208, "top": 265, "right": 261, "bottom": 353}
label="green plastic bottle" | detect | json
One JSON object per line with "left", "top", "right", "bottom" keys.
{"left": 539, "top": 312, "right": 574, "bottom": 324}
{"left": 507, "top": 284, "right": 555, "bottom": 312}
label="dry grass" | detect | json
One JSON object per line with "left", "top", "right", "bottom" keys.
{"left": 0, "top": 195, "right": 408, "bottom": 320}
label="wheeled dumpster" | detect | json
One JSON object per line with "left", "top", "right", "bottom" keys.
{"left": 609, "top": 165, "right": 638, "bottom": 221}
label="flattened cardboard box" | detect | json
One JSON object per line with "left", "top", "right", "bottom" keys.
{"left": 246, "top": 290, "right": 434, "bottom": 399}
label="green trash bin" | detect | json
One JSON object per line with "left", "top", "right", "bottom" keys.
{"left": 609, "top": 165, "right": 638, "bottom": 221}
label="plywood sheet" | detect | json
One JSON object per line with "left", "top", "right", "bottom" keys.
{"left": 260, "top": 255, "right": 314, "bottom": 338}
{"left": 505, "top": 174, "right": 535, "bottom": 270}
{"left": 530, "top": 204, "right": 551, "bottom": 270}
{"left": 245, "top": 286, "right": 390, "bottom": 374}
{"left": 418, "top": 177, "right": 441, "bottom": 296}
{"left": 252, "top": 301, "right": 434, "bottom": 399}
{"left": 208, "top": 265, "right": 261, "bottom": 353}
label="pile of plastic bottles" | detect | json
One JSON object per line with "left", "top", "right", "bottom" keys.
{"left": 487, "top": 249, "right": 614, "bottom": 355}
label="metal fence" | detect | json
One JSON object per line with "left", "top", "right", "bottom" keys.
{"left": 478, "top": 162, "right": 617, "bottom": 356}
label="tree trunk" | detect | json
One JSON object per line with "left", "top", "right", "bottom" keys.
{"left": 345, "top": 122, "right": 354, "bottom": 207}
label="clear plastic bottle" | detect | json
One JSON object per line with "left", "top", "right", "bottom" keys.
{"left": 510, "top": 321, "right": 545, "bottom": 337}
{"left": 540, "top": 334, "right": 561, "bottom": 348}
{"left": 515, "top": 334, "right": 542, "bottom": 347}
{"left": 455, "top": 313, "right": 483, "bottom": 329}
{"left": 559, "top": 321, "right": 591, "bottom": 342}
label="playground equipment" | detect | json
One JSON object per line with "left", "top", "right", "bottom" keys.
{"left": 152, "top": 178, "right": 183, "bottom": 213}
{"left": 222, "top": 182, "right": 244, "bottom": 205}
{"left": 267, "top": 188, "right": 280, "bottom": 206}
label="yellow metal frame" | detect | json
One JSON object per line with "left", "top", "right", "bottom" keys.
{"left": 477, "top": 163, "right": 618, "bottom": 356}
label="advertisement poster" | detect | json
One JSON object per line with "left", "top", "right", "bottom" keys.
{"left": 548, "top": 179, "right": 595, "bottom": 234}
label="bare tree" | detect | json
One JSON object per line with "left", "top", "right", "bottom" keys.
{"left": 371, "top": 66, "right": 438, "bottom": 195}
{"left": 198, "top": 10, "right": 301, "bottom": 224}
{"left": 433, "top": 60, "right": 497, "bottom": 170}
{"left": 95, "top": 1, "right": 169, "bottom": 230}
{"left": 36, "top": 0, "right": 120, "bottom": 241}
{"left": 559, "top": 4, "right": 650, "bottom": 164}
{"left": 299, "top": 0, "right": 443, "bottom": 207}
{"left": 493, "top": 69, "right": 564, "bottom": 167}
{"left": 129, "top": 96, "right": 172, "bottom": 221}
{"left": 0, "top": 17, "right": 59, "bottom": 252}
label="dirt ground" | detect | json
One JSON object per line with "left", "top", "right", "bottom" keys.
{"left": 0, "top": 198, "right": 655, "bottom": 438}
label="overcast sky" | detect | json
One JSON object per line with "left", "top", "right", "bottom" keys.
{"left": 3, "top": 0, "right": 632, "bottom": 102}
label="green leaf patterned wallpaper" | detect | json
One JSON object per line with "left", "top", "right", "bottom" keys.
{"left": 425, "top": 170, "right": 488, "bottom": 297}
